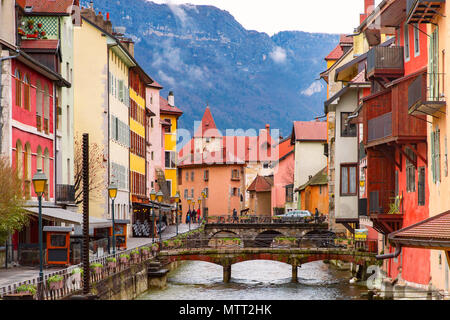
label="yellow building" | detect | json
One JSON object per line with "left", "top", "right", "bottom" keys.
{"left": 160, "top": 92, "right": 183, "bottom": 198}
{"left": 74, "top": 8, "right": 135, "bottom": 226}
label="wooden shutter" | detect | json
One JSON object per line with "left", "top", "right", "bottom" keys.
{"left": 431, "top": 131, "right": 436, "bottom": 183}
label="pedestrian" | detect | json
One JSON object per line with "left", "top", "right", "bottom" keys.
{"left": 191, "top": 208, "right": 196, "bottom": 223}
{"left": 186, "top": 210, "right": 190, "bottom": 224}
{"left": 197, "top": 208, "right": 201, "bottom": 224}
{"left": 232, "top": 208, "right": 238, "bottom": 223}
{"left": 314, "top": 208, "right": 320, "bottom": 224}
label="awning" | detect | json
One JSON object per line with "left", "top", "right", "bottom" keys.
{"left": 26, "top": 207, "right": 112, "bottom": 229}
{"left": 389, "top": 210, "right": 450, "bottom": 250}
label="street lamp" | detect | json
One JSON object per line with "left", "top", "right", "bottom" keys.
{"left": 197, "top": 197, "right": 202, "bottom": 225}
{"left": 32, "top": 169, "right": 47, "bottom": 301}
{"left": 156, "top": 191, "right": 164, "bottom": 244}
{"left": 174, "top": 192, "right": 180, "bottom": 236}
{"left": 187, "top": 198, "right": 192, "bottom": 231}
{"left": 108, "top": 182, "right": 118, "bottom": 254}
{"left": 201, "top": 189, "right": 207, "bottom": 223}
{"left": 150, "top": 189, "right": 156, "bottom": 243}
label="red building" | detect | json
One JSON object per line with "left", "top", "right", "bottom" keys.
{"left": 356, "top": 0, "right": 430, "bottom": 286}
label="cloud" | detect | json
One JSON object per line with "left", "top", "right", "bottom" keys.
{"left": 158, "top": 70, "right": 176, "bottom": 87}
{"left": 167, "top": 1, "right": 189, "bottom": 26}
{"left": 269, "top": 46, "right": 287, "bottom": 64}
{"left": 301, "top": 81, "right": 323, "bottom": 96}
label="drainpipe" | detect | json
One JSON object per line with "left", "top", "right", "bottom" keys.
{"left": 0, "top": 50, "right": 20, "bottom": 155}
{"left": 375, "top": 243, "right": 402, "bottom": 260}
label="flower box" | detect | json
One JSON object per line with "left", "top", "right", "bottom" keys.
{"left": 90, "top": 263, "right": 103, "bottom": 275}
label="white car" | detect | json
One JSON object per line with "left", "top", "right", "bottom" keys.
{"left": 277, "top": 210, "right": 312, "bottom": 222}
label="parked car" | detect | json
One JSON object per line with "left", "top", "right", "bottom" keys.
{"left": 275, "top": 210, "right": 312, "bottom": 223}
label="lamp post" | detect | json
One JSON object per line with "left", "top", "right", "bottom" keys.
{"left": 174, "top": 192, "right": 180, "bottom": 236}
{"left": 32, "top": 169, "right": 47, "bottom": 301}
{"left": 197, "top": 197, "right": 202, "bottom": 225}
{"left": 150, "top": 189, "right": 156, "bottom": 243}
{"left": 108, "top": 182, "right": 118, "bottom": 254}
{"left": 187, "top": 198, "right": 192, "bottom": 231}
{"left": 201, "top": 190, "right": 207, "bottom": 223}
{"left": 156, "top": 191, "right": 164, "bottom": 244}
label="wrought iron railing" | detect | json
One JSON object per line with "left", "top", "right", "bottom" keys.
{"left": 368, "top": 112, "right": 392, "bottom": 142}
{"left": 206, "top": 215, "right": 328, "bottom": 224}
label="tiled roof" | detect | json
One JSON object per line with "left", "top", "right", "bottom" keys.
{"left": 159, "top": 96, "right": 183, "bottom": 115}
{"left": 276, "top": 136, "right": 294, "bottom": 160}
{"left": 340, "top": 34, "right": 353, "bottom": 44}
{"left": 297, "top": 167, "right": 328, "bottom": 191}
{"left": 292, "top": 121, "right": 327, "bottom": 142}
{"left": 149, "top": 80, "right": 163, "bottom": 89}
{"left": 21, "top": 39, "right": 59, "bottom": 51}
{"left": 194, "top": 106, "right": 222, "bottom": 138}
{"left": 391, "top": 210, "right": 450, "bottom": 242}
{"left": 325, "top": 44, "right": 344, "bottom": 61}
{"left": 24, "top": 0, "right": 77, "bottom": 14}
{"left": 247, "top": 175, "right": 273, "bottom": 192}
{"left": 350, "top": 69, "right": 368, "bottom": 84}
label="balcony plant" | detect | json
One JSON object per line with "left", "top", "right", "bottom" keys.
{"left": 106, "top": 257, "right": 117, "bottom": 269}
{"left": 140, "top": 246, "right": 150, "bottom": 258}
{"left": 37, "top": 23, "right": 43, "bottom": 28}
{"left": 119, "top": 253, "right": 130, "bottom": 264}
{"left": 27, "top": 19, "right": 34, "bottom": 29}
{"left": 130, "top": 249, "right": 140, "bottom": 263}
{"left": 47, "top": 275, "right": 64, "bottom": 290}
{"left": 70, "top": 267, "right": 82, "bottom": 284}
{"left": 90, "top": 263, "right": 103, "bottom": 275}
{"left": 16, "top": 284, "right": 36, "bottom": 296}
{"left": 274, "top": 237, "right": 296, "bottom": 247}
{"left": 388, "top": 195, "right": 402, "bottom": 214}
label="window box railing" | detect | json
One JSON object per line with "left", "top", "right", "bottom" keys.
{"left": 367, "top": 46, "right": 404, "bottom": 79}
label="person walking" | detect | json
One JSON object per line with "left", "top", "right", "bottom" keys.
{"left": 186, "top": 209, "right": 190, "bottom": 224}
{"left": 232, "top": 208, "right": 238, "bottom": 224}
{"left": 314, "top": 208, "right": 320, "bottom": 224}
{"left": 197, "top": 208, "right": 201, "bottom": 224}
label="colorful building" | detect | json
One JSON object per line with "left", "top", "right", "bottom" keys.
{"left": 297, "top": 167, "right": 328, "bottom": 215}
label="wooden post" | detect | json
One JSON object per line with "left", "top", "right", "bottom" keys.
{"left": 223, "top": 265, "right": 231, "bottom": 283}
{"left": 82, "top": 134, "right": 90, "bottom": 295}
{"left": 292, "top": 264, "right": 298, "bottom": 283}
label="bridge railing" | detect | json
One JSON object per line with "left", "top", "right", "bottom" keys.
{"left": 206, "top": 215, "right": 328, "bottom": 224}
{"left": 159, "top": 236, "right": 378, "bottom": 253}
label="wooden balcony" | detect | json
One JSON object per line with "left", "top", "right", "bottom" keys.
{"left": 408, "top": 72, "right": 446, "bottom": 116}
{"left": 368, "top": 189, "right": 404, "bottom": 235}
{"left": 367, "top": 46, "right": 404, "bottom": 80}
{"left": 407, "top": 0, "right": 445, "bottom": 24}
{"left": 368, "top": 112, "right": 392, "bottom": 143}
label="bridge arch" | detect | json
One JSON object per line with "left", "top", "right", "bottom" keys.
{"left": 253, "top": 230, "right": 285, "bottom": 248}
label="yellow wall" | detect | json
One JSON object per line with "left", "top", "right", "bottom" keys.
{"left": 73, "top": 20, "right": 109, "bottom": 219}
{"left": 162, "top": 114, "right": 178, "bottom": 196}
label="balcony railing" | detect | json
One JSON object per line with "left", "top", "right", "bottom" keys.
{"left": 409, "top": 73, "right": 446, "bottom": 116}
{"left": 368, "top": 112, "right": 392, "bottom": 142}
{"left": 56, "top": 184, "right": 75, "bottom": 203}
{"left": 407, "top": 0, "right": 445, "bottom": 24}
{"left": 367, "top": 46, "right": 404, "bottom": 79}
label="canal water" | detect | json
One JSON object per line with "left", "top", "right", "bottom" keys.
{"left": 137, "top": 260, "right": 366, "bottom": 300}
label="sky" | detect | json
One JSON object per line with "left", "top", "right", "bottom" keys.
{"left": 149, "top": 0, "right": 383, "bottom": 35}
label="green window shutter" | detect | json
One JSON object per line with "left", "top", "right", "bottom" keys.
{"left": 437, "top": 129, "right": 441, "bottom": 182}
{"left": 431, "top": 131, "right": 436, "bottom": 183}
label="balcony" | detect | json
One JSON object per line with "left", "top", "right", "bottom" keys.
{"left": 408, "top": 72, "right": 446, "bottom": 116}
{"left": 407, "top": 0, "right": 445, "bottom": 24}
{"left": 56, "top": 184, "right": 75, "bottom": 203}
{"left": 368, "top": 112, "right": 392, "bottom": 143}
{"left": 367, "top": 46, "right": 404, "bottom": 80}
{"left": 368, "top": 190, "right": 404, "bottom": 235}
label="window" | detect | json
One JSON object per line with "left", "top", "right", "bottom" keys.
{"left": 404, "top": 23, "right": 410, "bottom": 61}
{"left": 341, "top": 112, "right": 357, "bottom": 137}
{"left": 184, "top": 189, "right": 188, "bottom": 199}
{"left": 23, "top": 75, "right": 30, "bottom": 110}
{"left": 150, "top": 118, "right": 154, "bottom": 128}
{"left": 185, "top": 171, "right": 189, "bottom": 182}
{"left": 191, "top": 171, "right": 194, "bottom": 181}
{"left": 414, "top": 24, "right": 420, "bottom": 56}
{"left": 43, "top": 85, "right": 49, "bottom": 134}
{"left": 406, "top": 147, "right": 417, "bottom": 193}
{"left": 36, "top": 80, "right": 42, "bottom": 131}
{"left": 285, "top": 184, "right": 294, "bottom": 203}
{"left": 341, "top": 164, "right": 357, "bottom": 196}
{"left": 165, "top": 151, "right": 176, "bottom": 169}
{"left": 418, "top": 167, "right": 425, "bottom": 206}
{"left": 166, "top": 180, "right": 172, "bottom": 196}
{"left": 232, "top": 188, "right": 239, "bottom": 196}
{"left": 431, "top": 128, "right": 441, "bottom": 184}
{"left": 204, "top": 187, "right": 209, "bottom": 198}
{"left": 15, "top": 69, "right": 22, "bottom": 107}
{"left": 204, "top": 170, "right": 209, "bottom": 181}
{"left": 191, "top": 189, "right": 194, "bottom": 198}
{"left": 231, "top": 169, "right": 240, "bottom": 180}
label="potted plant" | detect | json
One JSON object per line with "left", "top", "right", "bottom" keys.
{"left": 27, "top": 19, "right": 34, "bottom": 29}
{"left": 18, "top": 28, "right": 25, "bottom": 36}
{"left": 47, "top": 275, "right": 64, "bottom": 290}
{"left": 90, "top": 263, "right": 103, "bottom": 275}
{"left": 16, "top": 284, "right": 36, "bottom": 297}
{"left": 106, "top": 257, "right": 117, "bottom": 269}
{"left": 37, "top": 22, "right": 43, "bottom": 28}
{"left": 140, "top": 246, "right": 150, "bottom": 258}
{"left": 130, "top": 249, "right": 140, "bottom": 263}
{"left": 70, "top": 267, "right": 82, "bottom": 284}
{"left": 119, "top": 253, "right": 130, "bottom": 264}
{"left": 40, "top": 31, "right": 46, "bottom": 37}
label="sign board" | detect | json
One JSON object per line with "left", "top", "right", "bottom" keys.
{"left": 355, "top": 228, "right": 368, "bottom": 241}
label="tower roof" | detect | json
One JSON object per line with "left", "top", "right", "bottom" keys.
{"left": 194, "top": 106, "right": 222, "bottom": 138}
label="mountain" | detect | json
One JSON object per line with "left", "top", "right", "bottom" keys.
{"left": 81, "top": 0, "right": 339, "bottom": 138}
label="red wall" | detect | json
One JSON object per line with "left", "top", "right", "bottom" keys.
{"left": 399, "top": 23, "right": 428, "bottom": 75}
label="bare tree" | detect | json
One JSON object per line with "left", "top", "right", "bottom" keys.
{"left": 73, "top": 134, "right": 105, "bottom": 205}
{"left": 0, "top": 157, "right": 28, "bottom": 243}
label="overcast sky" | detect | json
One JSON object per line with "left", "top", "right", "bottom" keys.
{"left": 149, "top": 0, "right": 383, "bottom": 35}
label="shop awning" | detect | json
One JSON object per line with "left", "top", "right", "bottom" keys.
{"left": 389, "top": 210, "right": 450, "bottom": 250}
{"left": 26, "top": 207, "right": 112, "bottom": 229}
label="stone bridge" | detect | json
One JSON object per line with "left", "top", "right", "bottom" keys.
{"left": 204, "top": 223, "right": 330, "bottom": 244}
{"left": 158, "top": 247, "right": 377, "bottom": 283}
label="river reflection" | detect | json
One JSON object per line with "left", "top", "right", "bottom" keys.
{"left": 138, "top": 260, "right": 366, "bottom": 300}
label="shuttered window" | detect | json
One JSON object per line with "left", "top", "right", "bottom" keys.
{"left": 431, "top": 128, "right": 441, "bottom": 184}
{"left": 418, "top": 167, "right": 425, "bottom": 206}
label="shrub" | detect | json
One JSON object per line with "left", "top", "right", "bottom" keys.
{"left": 16, "top": 284, "right": 36, "bottom": 295}
{"left": 71, "top": 267, "right": 83, "bottom": 275}
{"left": 131, "top": 249, "right": 140, "bottom": 255}
{"left": 47, "top": 275, "right": 63, "bottom": 285}
{"left": 90, "top": 263, "right": 103, "bottom": 269}
{"left": 106, "top": 257, "right": 117, "bottom": 263}
{"left": 119, "top": 254, "right": 130, "bottom": 260}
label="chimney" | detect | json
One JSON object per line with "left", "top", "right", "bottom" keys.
{"left": 360, "top": 0, "right": 374, "bottom": 24}
{"left": 168, "top": 91, "right": 175, "bottom": 107}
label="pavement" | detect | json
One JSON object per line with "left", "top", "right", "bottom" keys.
{"left": 0, "top": 223, "right": 201, "bottom": 289}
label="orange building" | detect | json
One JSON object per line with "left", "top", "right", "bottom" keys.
{"left": 296, "top": 167, "right": 328, "bottom": 215}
